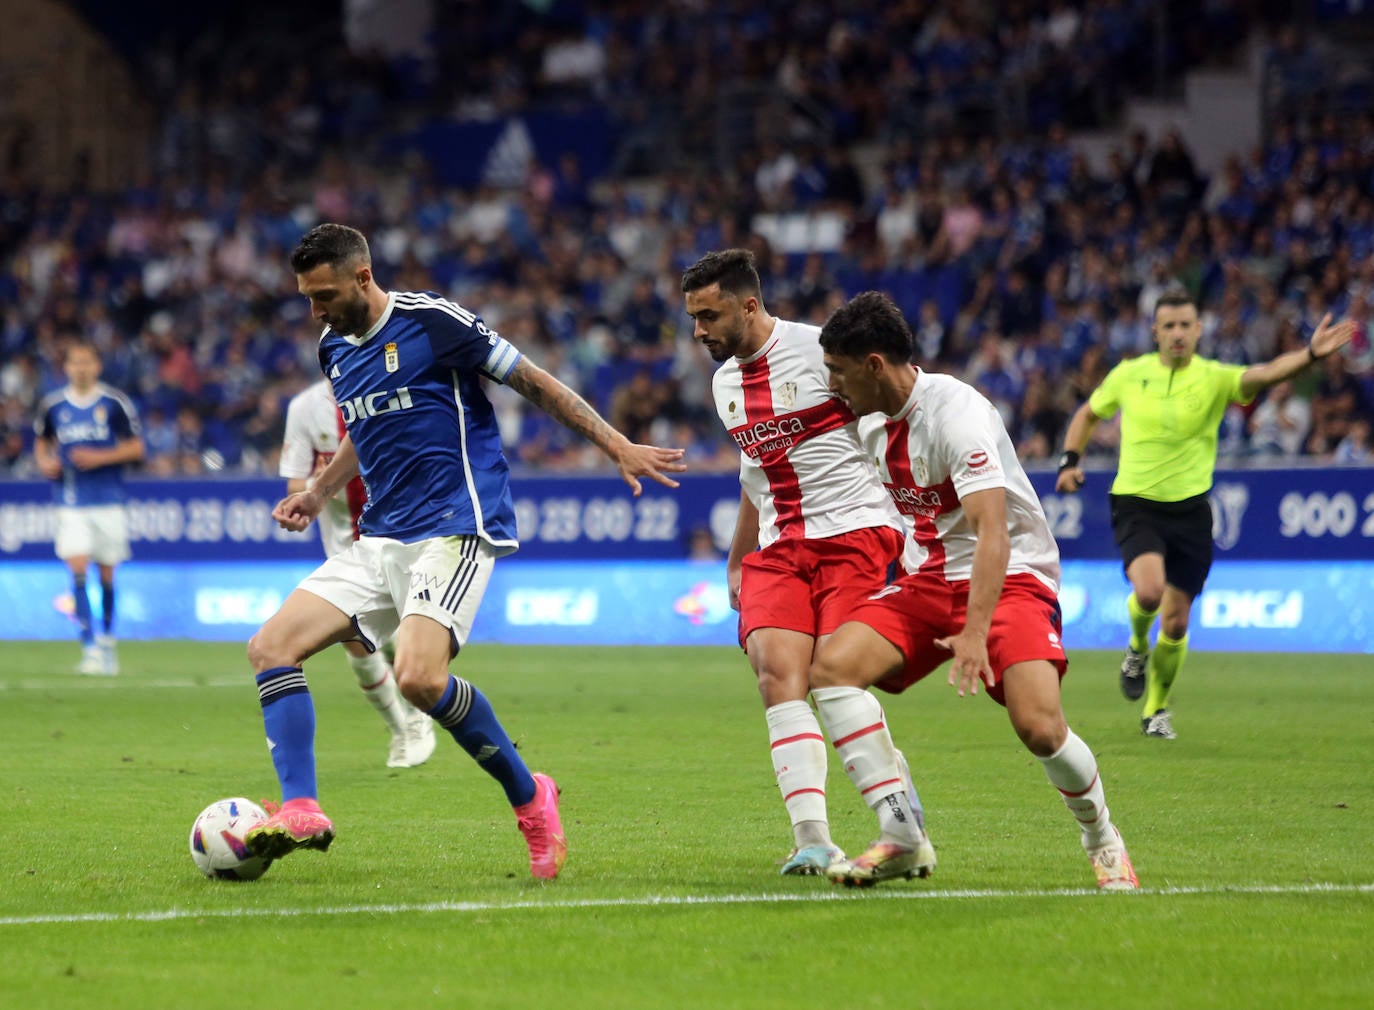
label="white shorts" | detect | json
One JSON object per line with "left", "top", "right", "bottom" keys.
{"left": 298, "top": 534, "right": 496, "bottom": 653}
{"left": 54, "top": 505, "right": 131, "bottom": 565}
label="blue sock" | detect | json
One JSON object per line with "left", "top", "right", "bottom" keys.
{"left": 100, "top": 581, "right": 115, "bottom": 634}
{"left": 255, "top": 666, "right": 317, "bottom": 801}
{"left": 428, "top": 676, "right": 535, "bottom": 806}
{"left": 72, "top": 575, "right": 93, "bottom": 645}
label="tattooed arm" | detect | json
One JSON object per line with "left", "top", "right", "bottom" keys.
{"left": 505, "top": 356, "right": 686, "bottom": 495}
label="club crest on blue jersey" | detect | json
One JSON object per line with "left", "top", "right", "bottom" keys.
{"left": 384, "top": 341, "right": 399, "bottom": 373}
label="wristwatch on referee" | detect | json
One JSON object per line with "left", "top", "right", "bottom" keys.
{"left": 1057, "top": 449, "right": 1080, "bottom": 473}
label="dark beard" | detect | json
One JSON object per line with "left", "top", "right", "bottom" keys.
{"left": 334, "top": 301, "right": 371, "bottom": 336}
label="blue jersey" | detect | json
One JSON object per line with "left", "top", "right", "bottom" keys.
{"left": 319, "top": 291, "right": 523, "bottom": 549}
{"left": 35, "top": 384, "right": 142, "bottom": 506}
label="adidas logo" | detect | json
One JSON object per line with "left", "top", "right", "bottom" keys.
{"left": 482, "top": 118, "right": 535, "bottom": 187}
{"left": 413, "top": 589, "right": 431, "bottom": 602}
{"left": 330, "top": 365, "right": 341, "bottom": 379}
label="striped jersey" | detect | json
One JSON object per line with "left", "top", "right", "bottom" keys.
{"left": 279, "top": 379, "right": 366, "bottom": 557}
{"left": 35, "top": 383, "right": 141, "bottom": 506}
{"left": 859, "top": 369, "right": 1059, "bottom": 591}
{"left": 317, "top": 290, "right": 521, "bottom": 550}
{"left": 712, "top": 318, "right": 901, "bottom": 548}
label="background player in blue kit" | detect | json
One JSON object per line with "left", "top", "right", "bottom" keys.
{"left": 244, "top": 223, "right": 686, "bottom": 879}
{"left": 33, "top": 341, "right": 145, "bottom": 676}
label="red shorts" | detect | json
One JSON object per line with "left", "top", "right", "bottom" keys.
{"left": 848, "top": 572, "right": 1069, "bottom": 705}
{"left": 738, "top": 526, "right": 904, "bottom": 646}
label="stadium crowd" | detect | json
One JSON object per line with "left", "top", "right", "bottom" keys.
{"left": 2, "top": 0, "right": 1372, "bottom": 478}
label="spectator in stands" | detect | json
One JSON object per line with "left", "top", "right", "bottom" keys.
{"left": 1333, "top": 415, "right": 1372, "bottom": 465}
{"left": 0, "top": 0, "right": 1369, "bottom": 480}
{"left": 608, "top": 369, "right": 665, "bottom": 447}
{"left": 1247, "top": 380, "right": 1312, "bottom": 460}
{"left": 1307, "top": 352, "right": 1367, "bottom": 456}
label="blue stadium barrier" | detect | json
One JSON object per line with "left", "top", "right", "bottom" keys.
{"left": 1, "top": 467, "right": 1370, "bottom": 650}
{"left": 0, "top": 557, "right": 1369, "bottom": 653}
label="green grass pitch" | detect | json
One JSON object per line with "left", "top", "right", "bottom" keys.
{"left": 2, "top": 641, "right": 1370, "bottom": 1009}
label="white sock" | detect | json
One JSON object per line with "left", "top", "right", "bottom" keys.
{"left": 765, "top": 700, "right": 832, "bottom": 847}
{"left": 348, "top": 651, "right": 408, "bottom": 734}
{"left": 812, "top": 686, "right": 921, "bottom": 846}
{"left": 1039, "top": 728, "right": 1115, "bottom": 849}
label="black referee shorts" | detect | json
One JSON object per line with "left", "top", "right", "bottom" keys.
{"left": 1108, "top": 492, "right": 1214, "bottom": 599}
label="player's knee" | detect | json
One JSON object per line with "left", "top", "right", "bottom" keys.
{"left": 754, "top": 666, "right": 808, "bottom": 706}
{"left": 1134, "top": 584, "right": 1165, "bottom": 611}
{"left": 1160, "top": 614, "right": 1189, "bottom": 639}
{"left": 392, "top": 661, "right": 447, "bottom": 710}
{"left": 1013, "top": 712, "right": 1066, "bottom": 758}
{"left": 807, "top": 657, "right": 843, "bottom": 689}
{"left": 246, "top": 629, "right": 281, "bottom": 674}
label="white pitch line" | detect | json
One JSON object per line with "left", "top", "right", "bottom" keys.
{"left": 2, "top": 881, "right": 1370, "bottom": 928}
{"left": 0, "top": 678, "right": 248, "bottom": 691}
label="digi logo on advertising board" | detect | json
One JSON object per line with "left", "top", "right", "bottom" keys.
{"left": 505, "top": 589, "right": 598, "bottom": 626}
{"left": 1200, "top": 590, "right": 1303, "bottom": 629}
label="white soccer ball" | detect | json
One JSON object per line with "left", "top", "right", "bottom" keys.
{"left": 189, "top": 798, "right": 273, "bottom": 881}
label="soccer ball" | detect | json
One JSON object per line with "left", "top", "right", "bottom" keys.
{"left": 189, "top": 798, "right": 273, "bottom": 881}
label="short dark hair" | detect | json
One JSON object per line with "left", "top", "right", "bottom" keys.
{"left": 289, "top": 223, "right": 371, "bottom": 274}
{"left": 680, "top": 248, "right": 762, "bottom": 299}
{"left": 1152, "top": 289, "right": 1196, "bottom": 320}
{"left": 63, "top": 339, "right": 100, "bottom": 362}
{"left": 819, "top": 291, "right": 914, "bottom": 364}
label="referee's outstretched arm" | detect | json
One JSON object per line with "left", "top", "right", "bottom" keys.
{"left": 1237, "top": 313, "right": 1356, "bottom": 401}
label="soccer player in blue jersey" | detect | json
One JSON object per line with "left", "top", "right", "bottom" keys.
{"left": 33, "top": 341, "right": 145, "bottom": 676}
{"left": 243, "top": 223, "right": 686, "bottom": 879}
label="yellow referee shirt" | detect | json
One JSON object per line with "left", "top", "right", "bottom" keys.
{"left": 1088, "top": 354, "right": 1251, "bottom": 501}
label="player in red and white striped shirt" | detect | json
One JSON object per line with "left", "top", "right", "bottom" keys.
{"left": 683, "top": 251, "right": 932, "bottom": 877}
{"left": 279, "top": 379, "right": 436, "bottom": 768}
{"left": 812, "top": 291, "right": 1137, "bottom": 891}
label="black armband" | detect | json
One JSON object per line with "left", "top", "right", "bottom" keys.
{"left": 1057, "top": 450, "right": 1081, "bottom": 472}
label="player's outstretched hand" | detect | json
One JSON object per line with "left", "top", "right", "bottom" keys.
{"left": 1309, "top": 313, "right": 1357, "bottom": 360}
{"left": 272, "top": 490, "right": 323, "bottom": 532}
{"left": 1054, "top": 466, "right": 1085, "bottom": 494}
{"left": 614, "top": 443, "right": 687, "bottom": 497}
{"left": 935, "top": 628, "right": 995, "bottom": 698}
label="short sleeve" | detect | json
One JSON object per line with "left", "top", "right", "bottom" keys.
{"left": 941, "top": 390, "right": 1007, "bottom": 498}
{"left": 1088, "top": 362, "right": 1126, "bottom": 419}
{"left": 278, "top": 396, "right": 316, "bottom": 479}
{"left": 108, "top": 393, "right": 140, "bottom": 439}
{"left": 1219, "top": 361, "right": 1252, "bottom": 406}
{"left": 425, "top": 298, "right": 522, "bottom": 383}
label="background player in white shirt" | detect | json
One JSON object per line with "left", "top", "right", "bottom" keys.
{"left": 813, "top": 291, "right": 1138, "bottom": 891}
{"left": 34, "top": 342, "right": 145, "bottom": 676}
{"left": 279, "top": 379, "right": 435, "bottom": 768}
{"left": 682, "top": 250, "right": 931, "bottom": 877}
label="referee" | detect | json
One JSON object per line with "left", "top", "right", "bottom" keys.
{"left": 1056, "top": 291, "right": 1354, "bottom": 739}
